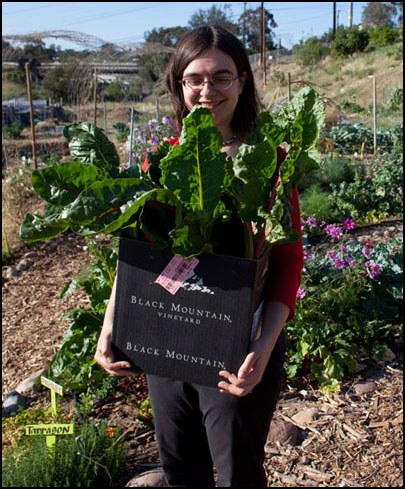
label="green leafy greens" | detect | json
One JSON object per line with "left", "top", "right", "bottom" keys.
{"left": 20, "top": 87, "right": 325, "bottom": 258}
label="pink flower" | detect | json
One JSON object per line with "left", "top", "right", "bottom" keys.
{"left": 303, "top": 250, "right": 313, "bottom": 260}
{"left": 366, "top": 262, "right": 382, "bottom": 279}
{"left": 297, "top": 288, "right": 306, "bottom": 299}
{"left": 362, "top": 246, "right": 371, "bottom": 259}
{"left": 306, "top": 217, "right": 317, "bottom": 227}
{"left": 334, "top": 258, "right": 345, "bottom": 269}
{"left": 328, "top": 249, "right": 338, "bottom": 260}
{"left": 343, "top": 218, "right": 355, "bottom": 230}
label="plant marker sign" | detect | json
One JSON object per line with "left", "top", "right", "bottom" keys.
{"left": 24, "top": 376, "right": 74, "bottom": 449}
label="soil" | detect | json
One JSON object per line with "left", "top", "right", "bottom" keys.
{"left": 2, "top": 225, "right": 403, "bottom": 487}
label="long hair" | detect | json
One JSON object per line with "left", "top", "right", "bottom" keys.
{"left": 165, "top": 25, "right": 260, "bottom": 137}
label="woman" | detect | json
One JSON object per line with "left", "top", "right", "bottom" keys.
{"left": 95, "top": 25, "right": 303, "bottom": 487}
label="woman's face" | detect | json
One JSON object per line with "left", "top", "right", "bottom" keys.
{"left": 181, "top": 48, "right": 247, "bottom": 136}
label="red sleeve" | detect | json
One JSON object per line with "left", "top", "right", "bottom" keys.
{"left": 265, "top": 147, "right": 304, "bottom": 322}
{"left": 266, "top": 187, "right": 303, "bottom": 322}
{"left": 142, "top": 137, "right": 180, "bottom": 172}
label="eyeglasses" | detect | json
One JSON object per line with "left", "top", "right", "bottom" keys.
{"left": 181, "top": 76, "right": 240, "bottom": 92}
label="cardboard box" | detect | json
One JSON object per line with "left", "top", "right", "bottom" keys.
{"left": 112, "top": 237, "right": 270, "bottom": 387}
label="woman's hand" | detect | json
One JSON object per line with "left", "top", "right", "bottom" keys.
{"left": 94, "top": 274, "right": 136, "bottom": 377}
{"left": 217, "top": 336, "right": 272, "bottom": 397}
{"left": 217, "top": 301, "right": 290, "bottom": 397}
{"left": 94, "top": 323, "right": 136, "bottom": 377}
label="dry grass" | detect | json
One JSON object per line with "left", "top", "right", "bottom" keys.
{"left": 259, "top": 43, "right": 403, "bottom": 126}
{"left": 2, "top": 167, "right": 43, "bottom": 257}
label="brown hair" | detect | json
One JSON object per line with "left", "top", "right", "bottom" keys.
{"left": 165, "top": 25, "right": 260, "bottom": 137}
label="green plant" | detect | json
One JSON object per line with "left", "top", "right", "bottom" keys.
{"left": 113, "top": 122, "right": 130, "bottom": 142}
{"left": 2, "top": 421, "right": 128, "bottom": 487}
{"left": 293, "top": 37, "right": 330, "bottom": 67}
{"left": 286, "top": 221, "right": 402, "bottom": 391}
{"left": 299, "top": 183, "right": 335, "bottom": 223}
{"left": 4, "top": 122, "right": 24, "bottom": 139}
{"left": 20, "top": 88, "right": 326, "bottom": 259}
{"left": 369, "top": 26, "right": 400, "bottom": 47}
{"left": 331, "top": 26, "right": 370, "bottom": 57}
{"left": 330, "top": 153, "right": 403, "bottom": 221}
{"left": 48, "top": 239, "right": 118, "bottom": 393}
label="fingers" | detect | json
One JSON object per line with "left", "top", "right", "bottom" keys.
{"left": 217, "top": 370, "right": 255, "bottom": 397}
{"left": 94, "top": 345, "right": 133, "bottom": 377}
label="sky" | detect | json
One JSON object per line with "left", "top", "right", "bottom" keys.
{"left": 2, "top": 2, "right": 371, "bottom": 51}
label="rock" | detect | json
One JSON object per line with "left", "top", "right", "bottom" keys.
{"left": 16, "top": 368, "right": 46, "bottom": 395}
{"left": 353, "top": 381, "right": 377, "bottom": 395}
{"left": 266, "top": 417, "right": 299, "bottom": 447}
{"left": 16, "top": 258, "right": 33, "bottom": 271}
{"left": 382, "top": 347, "right": 396, "bottom": 362}
{"left": 23, "top": 251, "right": 38, "bottom": 259}
{"left": 125, "top": 468, "right": 167, "bottom": 487}
{"left": 6, "top": 267, "right": 20, "bottom": 279}
{"left": 292, "top": 408, "right": 319, "bottom": 426}
{"left": 2, "top": 391, "right": 33, "bottom": 417}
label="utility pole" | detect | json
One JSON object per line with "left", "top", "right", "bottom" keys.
{"left": 261, "top": 2, "right": 266, "bottom": 86}
{"left": 243, "top": 2, "right": 246, "bottom": 46}
{"left": 333, "top": 2, "right": 336, "bottom": 39}
{"left": 348, "top": 2, "right": 353, "bottom": 27}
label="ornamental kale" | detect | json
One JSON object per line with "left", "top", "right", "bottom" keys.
{"left": 20, "top": 88, "right": 325, "bottom": 258}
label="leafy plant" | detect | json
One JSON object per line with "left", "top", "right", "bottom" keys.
{"left": 20, "top": 87, "right": 326, "bottom": 259}
{"left": 48, "top": 239, "right": 118, "bottom": 392}
{"left": 2, "top": 421, "right": 128, "bottom": 487}
{"left": 285, "top": 220, "right": 403, "bottom": 390}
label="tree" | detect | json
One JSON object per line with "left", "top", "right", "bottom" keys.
{"left": 293, "top": 37, "right": 330, "bottom": 67}
{"left": 188, "top": 4, "right": 238, "bottom": 34}
{"left": 144, "top": 26, "right": 190, "bottom": 47}
{"left": 362, "top": 2, "right": 398, "bottom": 27}
{"left": 238, "top": 7, "right": 278, "bottom": 54}
{"left": 331, "top": 26, "right": 370, "bottom": 56}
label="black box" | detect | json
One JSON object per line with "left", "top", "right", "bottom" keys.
{"left": 112, "top": 238, "right": 270, "bottom": 387}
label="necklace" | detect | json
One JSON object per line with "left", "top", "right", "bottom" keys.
{"left": 222, "top": 135, "right": 238, "bottom": 146}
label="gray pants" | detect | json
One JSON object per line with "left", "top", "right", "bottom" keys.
{"left": 147, "top": 332, "right": 285, "bottom": 487}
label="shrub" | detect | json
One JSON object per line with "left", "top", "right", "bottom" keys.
{"left": 286, "top": 221, "right": 403, "bottom": 391}
{"left": 4, "top": 122, "right": 24, "bottom": 139}
{"left": 331, "top": 26, "right": 370, "bottom": 56}
{"left": 293, "top": 37, "right": 330, "bottom": 67}
{"left": 369, "top": 26, "right": 400, "bottom": 47}
{"left": 2, "top": 421, "right": 128, "bottom": 487}
{"left": 299, "top": 183, "right": 335, "bottom": 223}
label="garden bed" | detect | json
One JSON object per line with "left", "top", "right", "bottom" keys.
{"left": 2, "top": 225, "right": 402, "bottom": 487}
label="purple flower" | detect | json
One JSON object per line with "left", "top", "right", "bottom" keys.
{"left": 303, "top": 250, "right": 313, "bottom": 260}
{"left": 302, "top": 267, "right": 309, "bottom": 275}
{"left": 343, "top": 218, "right": 355, "bottom": 230}
{"left": 325, "top": 224, "right": 335, "bottom": 236}
{"left": 366, "top": 262, "right": 382, "bottom": 279}
{"left": 151, "top": 137, "right": 158, "bottom": 144}
{"left": 362, "top": 246, "right": 371, "bottom": 259}
{"left": 340, "top": 245, "right": 348, "bottom": 254}
{"left": 306, "top": 217, "right": 317, "bottom": 227}
{"left": 297, "top": 288, "right": 306, "bottom": 299}
{"left": 330, "top": 226, "right": 343, "bottom": 240}
{"left": 334, "top": 258, "right": 345, "bottom": 269}
{"left": 346, "top": 256, "right": 356, "bottom": 266}
{"left": 320, "top": 221, "right": 326, "bottom": 227}
{"left": 328, "top": 249, "right": 338, "bottom": 260}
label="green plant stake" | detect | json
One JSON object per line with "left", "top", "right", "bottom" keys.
{"left": 24, "top": 376, "right": 74, "bottom": 450}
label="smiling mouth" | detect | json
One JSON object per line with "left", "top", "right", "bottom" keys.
{"left": 199, "top": 101, "right": 223, "bottom": 109}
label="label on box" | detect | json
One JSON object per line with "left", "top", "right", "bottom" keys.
{"left": 155, "top": 255, "right": 199, "bottom": 295}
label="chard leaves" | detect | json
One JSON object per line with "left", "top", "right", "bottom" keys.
{"left": 63, "top": 122, "right": 120, "bottom": 170}
{"left": 21, "top": 88, "right": 325, "bottom": 258}
{"left": 160, "top": 106, "right": 231, "bottom": 215}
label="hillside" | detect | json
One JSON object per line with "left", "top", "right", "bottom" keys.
{"left": 257, "top": 42, "right": 403, "bottom": 130}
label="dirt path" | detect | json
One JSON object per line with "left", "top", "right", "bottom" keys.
{"left": 2, "top": 231, "right": 403, "bottom": 487}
